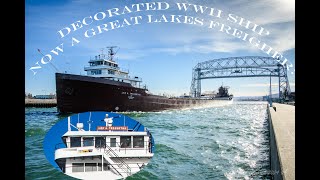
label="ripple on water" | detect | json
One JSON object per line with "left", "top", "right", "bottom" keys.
{"left": 25, "top": 127, "right": 47, "bottom": 137}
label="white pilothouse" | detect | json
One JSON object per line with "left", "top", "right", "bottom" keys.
{"left": 54, "top": 113, "right": 154, "bottom": 180}
{"left": 83, "top": 46, "right": 143, "bottom": 88}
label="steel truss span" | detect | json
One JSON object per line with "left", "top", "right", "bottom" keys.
{"left": 190, "top": 56, "right": 291, "bottom": 99}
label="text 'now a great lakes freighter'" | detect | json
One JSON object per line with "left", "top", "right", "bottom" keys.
{"left": 55, "top": 46, "right": 233, "bottom": 113}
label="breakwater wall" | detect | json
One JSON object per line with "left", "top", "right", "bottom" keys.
{"left": 267, "top": 103, "right": 295, "bottom": 180}
{"left": 25, "top": 99, "right": 57, "bottom": 107}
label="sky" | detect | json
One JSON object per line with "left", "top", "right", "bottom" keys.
{"left": 25, "top": 0, "right": 295, "bottom": 97}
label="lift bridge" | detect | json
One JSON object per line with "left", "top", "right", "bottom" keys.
{"left": 190, "top": 56, "right": 291, "bottom": 100}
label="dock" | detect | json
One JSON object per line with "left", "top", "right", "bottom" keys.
{"left": 267, "top": 103, "right": 295, "bottom": 180}
{"left": 25, "top": 98, "right": 57, "bottom": 107}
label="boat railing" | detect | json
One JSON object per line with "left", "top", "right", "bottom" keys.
{"left": 127, "top": 76, "right": 142, "bottom": 82}
{"left": 55, "top": 139, "right": 153, "bottom": 154}
{"left": 84, "top": 65, "right": 129, "bottom": 73}
{"left": 84, "top": 64, "right": 119, "bottom": 70}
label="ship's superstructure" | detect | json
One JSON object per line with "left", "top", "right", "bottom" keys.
{"left": 84, "top": 46, "right": 142, "bottom": 88}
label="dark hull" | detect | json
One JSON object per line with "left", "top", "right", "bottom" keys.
{"left": 55, "top": 73, "right": 233, "bottom": 113}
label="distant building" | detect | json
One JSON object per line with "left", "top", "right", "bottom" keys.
{"left": 34, "top": 94, "right": 56, "bottom": 99}
{"left": 25, "top": 93, "right": 33, "bottom": 99}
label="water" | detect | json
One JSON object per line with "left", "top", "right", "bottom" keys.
{"left": 25, "top": 101, "right": 271, "bottom": 180}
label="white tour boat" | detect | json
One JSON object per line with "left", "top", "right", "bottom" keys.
{"left": 54, "top": 113, "right": 154, "bottom": 180}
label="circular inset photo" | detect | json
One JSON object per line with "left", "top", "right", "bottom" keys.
{"left": 43, "top": 111, "right": 155, "bottom": 180}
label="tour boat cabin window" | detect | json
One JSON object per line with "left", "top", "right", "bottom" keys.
{"left": 72, "top": 163, "right": 84, "bottom": 172}
{"left": 83, "top": 137, "right": 94, "bottom": 147}
{"left": 70, "top": 137, "right": 81, "bottom": 147}
{"left": 91, "top": 70, "right": 102, "bottom": 75}
{"left": 85, "top": 163, "right": 97, "bottom": 172}
{"left": 133, "top": 136, "right": 144, "bottom": 148}
{"left": 120, "top": 136, "right": 131, "bottom": 148}
{"left": 95, "top": 137, "right": 106, "bottom": 148}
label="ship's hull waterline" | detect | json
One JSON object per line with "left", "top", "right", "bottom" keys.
{"left": 56, "top": 73, "right": 233, "bottom": 113}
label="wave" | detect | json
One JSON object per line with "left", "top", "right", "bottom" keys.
{"left": 126, "top": 169, "right": 159, "bottom": 180}
{"left": 25, "top": 127, "right": 46, "bottom": 137}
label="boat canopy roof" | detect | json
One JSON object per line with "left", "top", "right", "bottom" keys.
{"left": 63, "top": 131, "right": 148, "bottom": 137}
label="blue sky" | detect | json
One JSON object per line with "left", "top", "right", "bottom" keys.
{"left": 25, "top": 0, "right": 295, "bottom": 97}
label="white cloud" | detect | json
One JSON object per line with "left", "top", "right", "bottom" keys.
{"left": 265, "top": 23, "right": 295, "bottom": 52}
{"left": 219, "top": 0, "right": 294, "bottom": 25}
{"left": 147, "top": 0, "right": 295, "bottom": 55}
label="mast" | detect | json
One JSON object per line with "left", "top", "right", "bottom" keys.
{"left": 68, "top": 116, "right": 71, "bottom": 131}
{"left": 106, "top": 46, "right": 118, "bottom": 61}
{"left": 88, "top": 112, "right": 92, "bottom": 131}
{"left": 37, "top": 49, "right": 60, "bottom": 73}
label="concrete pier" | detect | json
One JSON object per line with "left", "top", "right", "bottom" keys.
{"left": 267, "top": 103, "right": 295, "bottom": 180}
{"left": 25, "top": 98, "right": 57, "bottom": 107}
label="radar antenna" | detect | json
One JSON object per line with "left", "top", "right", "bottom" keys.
{"left": 106, "top": 46, "right": 119, "bottom": 61}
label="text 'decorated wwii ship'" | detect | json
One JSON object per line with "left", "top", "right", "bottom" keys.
{"left": 55, "top": 46, "right": 233, "bottom": 113}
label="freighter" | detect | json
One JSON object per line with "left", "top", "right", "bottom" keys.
{"left": 55, "top": 46, "right": 233, "bottom": 113}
